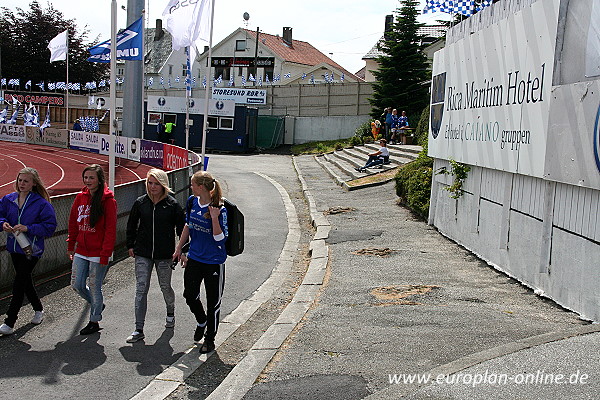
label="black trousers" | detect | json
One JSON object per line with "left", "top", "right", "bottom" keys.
{"left": 183, "top": 258, "right": 225, "bottom": 341}
{"left": 5, "top": 253, "right": 42, "bottom": 327}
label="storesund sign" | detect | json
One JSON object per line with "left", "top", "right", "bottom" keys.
{"left": 211, "top": 88, "right": 267, "bottom": 105}
{"left": 428, "top": 0, "right": 560, "bottom": 178}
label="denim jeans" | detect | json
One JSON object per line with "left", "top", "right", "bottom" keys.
{"left": 71, "top": 256, "right": 108, "bottom": 322}
{"left": 134, "top": 256, "right": 175, "bottom": 330}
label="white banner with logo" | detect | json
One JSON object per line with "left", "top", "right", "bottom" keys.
{"left": 428, "top": 0, "right": 560, "bottom": 178}
{"left": 147, "top": 96, "right": 234, "bottom": 116}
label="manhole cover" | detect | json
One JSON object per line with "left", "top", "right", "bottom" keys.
{"left": 371, "top": 285, "right": 439, "bottom": 305}
{"left": 323, "top": 206, "right": 356, "bottom": 215}
{"left": 353, "top": 247, "right": 394, "bottom": 257}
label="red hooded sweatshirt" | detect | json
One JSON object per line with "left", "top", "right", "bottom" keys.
{"left": 67, "top": 185, "right": 117, "bottom": 265}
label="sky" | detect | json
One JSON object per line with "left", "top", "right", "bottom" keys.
{"left": 7, "top": 0, "right": 449, "bottom": 74}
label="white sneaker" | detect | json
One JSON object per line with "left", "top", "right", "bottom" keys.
{"left": 126, "top": 330, "right": 145, "bottom": 343}
{"left": 0, "top": 323, "right": 14, "bottom": 335}
{"left": 31, "top": 311, "right": 44, "bottom": 325}
{"left": 165, "top": 316, "right": 175, "bottom": 328}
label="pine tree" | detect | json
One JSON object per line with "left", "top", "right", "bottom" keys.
{"left": 369, "top": 0, "right": 431, "bottom": 121}
{"left": 0, "top": 1, "right": 107, "bottom": 88}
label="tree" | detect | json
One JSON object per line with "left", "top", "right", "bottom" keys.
{"left": 0, "top": 1, "right": 107, "bottom": 87}
{"left": 369, "top": 0, "right": 431, "bottom": 121}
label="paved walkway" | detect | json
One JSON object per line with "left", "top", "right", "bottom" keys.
{"left": 187, "top": 154, "right": 599, "bottom": 399}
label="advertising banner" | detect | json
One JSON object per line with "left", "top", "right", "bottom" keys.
{"left": 26, "top": 126, "right": 68, "bottom": 148}
{"left": 4, "top": 91, "right": 64, "bottom": 106}
{"left": 128, "top": 137, "right": 141, "bottom": 162}
{"left": 147, "top": 96, "right": 235, "bottom": 116}
{"left": 69, "top": 130, "right": 100, "bottom": 153}
{"left": 0, "top": 124, "right": 26, "bottom": 143}
{"left": 163, "top": 143, "right": 188, "bottom": 170}
{"left": 99, "top": 134, "right": 129, "bottom": 159}
{"left": 428, "top": 0, "right": 560, "bottom": 178}
{"left": 140, "top": 140, "right": 165, "bottom": 168}
{"left": 211, "top": 87, "right": 267, "bottom": 105}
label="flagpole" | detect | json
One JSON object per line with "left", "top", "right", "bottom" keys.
{"left": 109, "top": 0, "right": 117, "bottom": 191}
{"left": 185, "top": 46, "right": 190, "bottom": 151}
{"left": 65, "top": 31, "right": 69, "bottom": 129}
{"left": 141, "top": 8, "right": 146, "bottom": 140}
{"left": 201, "top": 0, "right": 215, "bottom": 171}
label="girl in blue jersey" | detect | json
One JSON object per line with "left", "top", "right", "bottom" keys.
{"left": 174, "top": 171, "right": 227, "bottom": 354}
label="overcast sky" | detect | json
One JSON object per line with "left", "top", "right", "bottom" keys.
{"left": 7, "top": 0, "right": 449, "bottom": 73}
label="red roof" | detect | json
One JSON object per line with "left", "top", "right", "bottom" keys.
{"left": 244, "top": 29, "right": 359, "bottom": 81}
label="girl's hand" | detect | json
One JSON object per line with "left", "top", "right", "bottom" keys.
{"left": 208, "top": 206, "right": 220, "bottom": 219}
{"left": 67, "top": 250, "right": 74, "bottom": 261}
{"left": 13, "top": 224, "right": 28, "bottom": 233}
{"left": 128, "top": 248, "right": 135, "bottom": 258}
{"left": 180, "top": 253, "right": 188, "bottom": 268}
{"left": 2, "top": 222, "right": 13, "bottom": 232}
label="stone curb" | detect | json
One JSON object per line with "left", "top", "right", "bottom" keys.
{"left": 201, "top": 159, "right": 331, "bottom": 399}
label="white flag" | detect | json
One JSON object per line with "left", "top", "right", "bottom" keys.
{"left": 162, "top": 0, "right": 212, "bottom": 51}
{"left": 48, "top": 30, "right": 68, "bottom": 62}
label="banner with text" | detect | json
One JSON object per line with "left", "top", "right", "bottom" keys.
{"left": 26, "top": 126, "right": 68, "bottom": 148}
{"left": 0, "top": 124, "right": 26, "bottom": 143}
{"left": 428, "top": 0, "right": 560, "bottom": 178}
{"left": 147, "top": 96, "right": 235, "bottom": 116}
{"left": 69, "top": 130, "right": 100, "bottom": 153}
{"left": 211, "top": 88, "right": 267, "bottom": 105}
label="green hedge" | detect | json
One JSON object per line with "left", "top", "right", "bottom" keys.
{"left": 395, "top": 144, "right": 433, "bottom": 219}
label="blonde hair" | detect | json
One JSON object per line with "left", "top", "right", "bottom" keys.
{"left": 15, "top": 167, "right": 51, "bottom": 202}
{"left": 191, "top": 171, "right": 222, "bottom": 207}
{"left": 146, "top": 168, "right": 172, "bottom": 200}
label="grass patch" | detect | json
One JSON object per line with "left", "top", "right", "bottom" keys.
{"left": 346, "top": 167, "right": 400, "bottom": 187}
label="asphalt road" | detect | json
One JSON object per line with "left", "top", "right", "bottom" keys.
{"left": 0, "top": 154, "right": 293, "bottom": 399}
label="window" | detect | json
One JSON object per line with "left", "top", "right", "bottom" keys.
{"left": 219, "top": 117, "right": 234, "bottom": 130}
{"left": 168, "top": 65, "right": 173, "bottom": 75}
{"left": 235, "top": 40, "right": 246, "bottom": 51}
{"left": 117, "top": 68, "right": 124, "bottom": 76}
{"left": 214, "top": 66, "right": 230, "bottom": 81}
{"left": 181, "top": 64, "right": 187, "bottom": 76}
{"left": 207, "top": 117, "right": 218, "bottom": 129}
{"left": 264, "top": 66, "right": 274, "bottom": 82}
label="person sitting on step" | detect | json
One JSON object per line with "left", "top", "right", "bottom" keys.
{"left": 355, "top": 139, "right": 389, "bottom": 173}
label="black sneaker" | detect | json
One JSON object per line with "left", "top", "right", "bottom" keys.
{"left": 194, "top": 325, "right": 204, "bottom": 343}
{"left": 80, "top": 321, "right": 102, "bottom": 335}
{"left": 199, "top": 340, "right": 215, "bottom": 354}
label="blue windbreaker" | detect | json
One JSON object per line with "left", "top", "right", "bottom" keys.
{"left": 0, "top": 191, "right": 57, "bottom": 257}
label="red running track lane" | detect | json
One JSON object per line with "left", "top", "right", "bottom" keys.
{"left": 0, "top": 142, "right": 155, "bottom": 197}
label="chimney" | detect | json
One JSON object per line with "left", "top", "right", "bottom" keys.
{"left": 154, "top": 19, "right": 164, "bottom": 41}
{"left": 282, "top": 27, "right": 293, "bottom": 46}
{"left": 384, "top": 15, "right": 393, "bottom": 40}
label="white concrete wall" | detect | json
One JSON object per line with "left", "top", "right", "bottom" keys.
{"left": 430, "top": 159, "right": 600, "bottom": 321}
{"left": 287, "top": 115, "right": 369, "bottom": 144}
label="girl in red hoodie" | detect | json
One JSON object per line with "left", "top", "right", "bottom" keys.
{"left": 67, "top": 164, "right": 117, "bottom": 335}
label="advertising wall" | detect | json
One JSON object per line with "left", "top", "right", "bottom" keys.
{"left": 428, "top": 0, "right": 560, "bottom": 178}
{"left": 0, "top": 124, "right": 26, "bottom": 143}
{"left": 26, "top": 126, "right": 68, "bottom": 148}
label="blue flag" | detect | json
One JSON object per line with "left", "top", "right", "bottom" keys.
{"left": 87, "top": 17, "right": 144, "bottom": 63}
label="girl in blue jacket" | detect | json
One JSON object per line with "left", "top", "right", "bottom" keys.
{"left": 0, "top": 167, "right": 57, "bottom": 335}
{"left": 174, "top": 171, "right": 228, "bottom": 354}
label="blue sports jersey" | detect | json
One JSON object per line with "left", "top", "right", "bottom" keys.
{"left": 186, "top": 196, "right": 228, "bottom": 264}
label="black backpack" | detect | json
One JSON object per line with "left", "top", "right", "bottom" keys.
{"left": 186, "top": 196, "right": 244, "bottom": 257}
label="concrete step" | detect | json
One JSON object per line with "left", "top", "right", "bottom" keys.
{"left": 341, "top": 147, "right": 414, "bottom": 166}
{"left": 363, "top": 143, "right": 422, "bottom": 160}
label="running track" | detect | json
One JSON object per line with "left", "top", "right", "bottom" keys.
{"left": 0, "top": 142, "right": 155, "bottom": 197}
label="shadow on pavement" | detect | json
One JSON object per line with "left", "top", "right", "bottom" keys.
{"left": 118, "top": 328, "right": 185, "bottom": 376}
